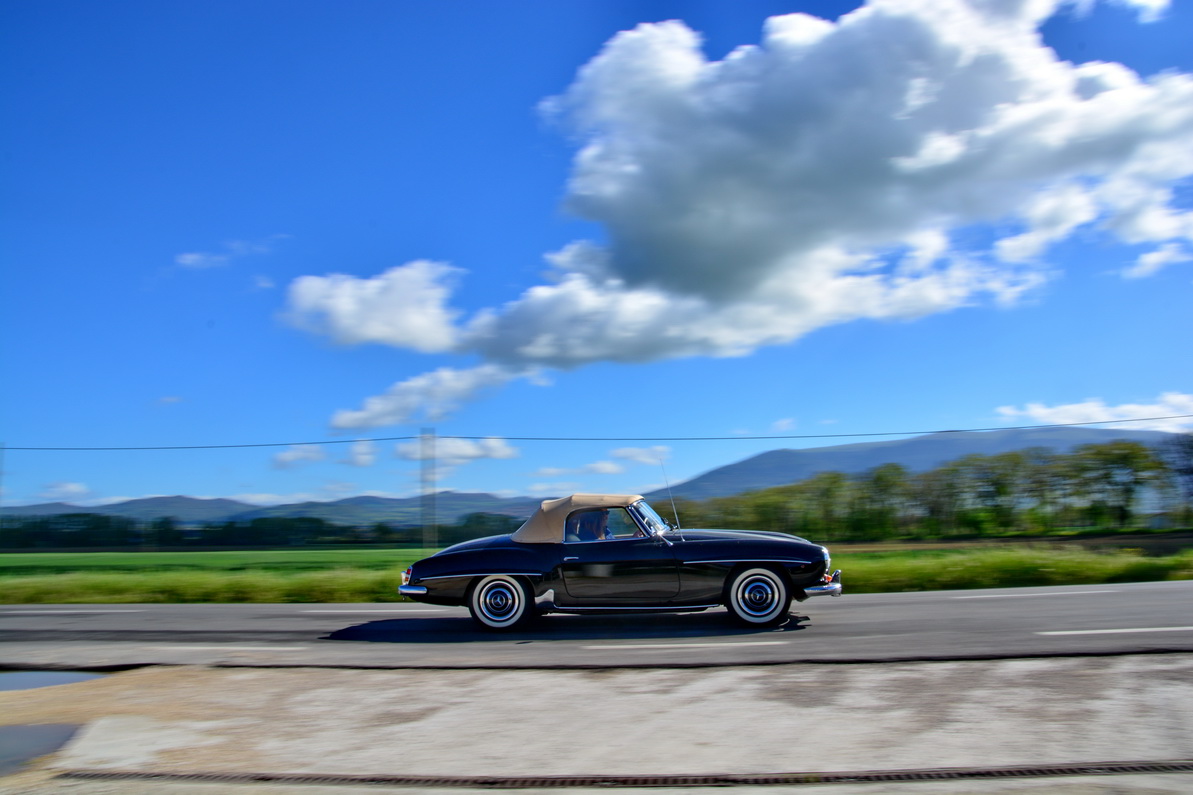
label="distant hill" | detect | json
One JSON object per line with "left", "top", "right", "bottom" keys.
{"left": 649, "top": 426, "right": 1177, "bottom": 501}
{"left": 6, "top": 492, "right": 543, "bottom": 527}
{"left": 229, "top": 493, "right": 542, "bottom": 526}
{"left": 6, "top": 496, "right": 256, "bottom": 523}
{"left": 7, "top": 426, "right": 1178, "bottom": 522}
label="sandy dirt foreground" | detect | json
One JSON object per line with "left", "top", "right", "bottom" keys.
{"left": 0, "top": 655, "right": 1191, "bottom": 793}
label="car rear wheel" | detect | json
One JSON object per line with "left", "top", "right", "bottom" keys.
{"left": 725, "top": 567, "right": 791, "bottom": 627}
{"left": 468, "top": 575, "right": 532, "bottom": 631}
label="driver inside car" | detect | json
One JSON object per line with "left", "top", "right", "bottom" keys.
{"left": 576, "top": 510, "right": 612, "bottom": 541}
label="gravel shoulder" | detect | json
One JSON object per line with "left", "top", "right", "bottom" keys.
{"left": 0, "top": 655, "right": 1191, "bottom": 791}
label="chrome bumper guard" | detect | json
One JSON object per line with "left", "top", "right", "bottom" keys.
{"left": 398, "top": 585, "right": 427, "bottom": 596}
{"left": 804, "top": 569, "right": 842, "bottom": 598}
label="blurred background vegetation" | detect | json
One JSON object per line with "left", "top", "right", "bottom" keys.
{"left": 673, "top": 438, "right": 1193, "bottom": 543}
{"left": 2, "top": 437, "right": 1191, "bottom": 550}
{"left": 1, "top": 437, "right": 1191, "bottom": 602}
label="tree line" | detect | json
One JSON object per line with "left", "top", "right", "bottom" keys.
{"left": 672, "top": 437, "right": 1193, "bottom": 542}
{"left": 4, "top": 437, "right": 1190, "bottom": 550}
{"left": 0, "top": 512, "right": 521, "bottom": 550}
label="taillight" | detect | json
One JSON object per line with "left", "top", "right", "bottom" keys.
{"left": 402, "top": 567, "right": 413, "bottom": 585}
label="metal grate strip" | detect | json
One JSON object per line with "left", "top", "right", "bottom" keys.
{"left": 58, "top": 759, "right": 1193, "bottom": 788}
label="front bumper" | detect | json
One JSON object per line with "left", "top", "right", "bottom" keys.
{"left": 804, "top": 569, "right": 842, "bottom": 598}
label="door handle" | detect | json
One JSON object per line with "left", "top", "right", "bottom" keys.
{"left": 564, "top": 556, "right": 579, "bottom": 561}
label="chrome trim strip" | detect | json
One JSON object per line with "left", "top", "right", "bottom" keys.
{"left": 682, "top": 558, "right": 812, "bottom": 566}
{"left": 418, "top": 572, "right": 540, "bottom": 581}
{"left": 398, "top": 585, "right": 428, "bottom": 596}
{"left": 556, "top": 604, "right": 719, "bottom": 612}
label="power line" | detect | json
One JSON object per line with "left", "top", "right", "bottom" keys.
{"left": 6, "top": 413, "right": 1191, "bottom": 452}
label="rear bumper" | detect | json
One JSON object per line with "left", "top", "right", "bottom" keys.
{"left": 399, "top": 585, "right": 428, "bottom": 596}
{"left": 804, "top": 569, "right": 842, "bottom": 598}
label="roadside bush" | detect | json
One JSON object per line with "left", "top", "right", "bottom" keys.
{"left": 838, "top": 546, "right": 1193, "bottom": 593}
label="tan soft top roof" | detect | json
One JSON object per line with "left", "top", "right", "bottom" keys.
{"left": 510, "top": 493, "right": 644, "bottom": 544}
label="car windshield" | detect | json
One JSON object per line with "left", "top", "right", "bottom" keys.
{"left": 629, "top": 500, "right": 671, "bottom": 536}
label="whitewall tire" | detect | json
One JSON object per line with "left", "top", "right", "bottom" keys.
{"left": 726, "top": 567, "right": 791, "bottom": 627}
{"left": 468, "top": 575, "right": 532, "bottom": 630}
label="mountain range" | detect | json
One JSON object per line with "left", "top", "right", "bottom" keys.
{"left": 7, "top": 426, "right": 1177, "bottom": 524}
{"left": 647, "top": 426, "right": 1175, "bottom": 500}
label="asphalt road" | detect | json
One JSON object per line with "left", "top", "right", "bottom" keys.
{"left": 2, "top": 580, "right": 1191, "bottom": 669}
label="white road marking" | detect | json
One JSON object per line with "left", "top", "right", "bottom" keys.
{"left": 954, "top": 590, "right": 1118, "bottom": 599}
{"left": 146, "top": 645, "right": 309, "bottom": 651}
{"left": 1037, "top": 627, "right": 1193, "bottom": 636}
{"left": 0, "top": 610, "right": 147, "bottom": 614}
{"left": 300, "top": 609, "right": 448, "bottom": 613}
{"left": 582, "top": 641, "right": 788, "bottom": 650}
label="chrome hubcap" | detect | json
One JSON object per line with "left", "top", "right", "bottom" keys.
{"left": 479, "top": 582, "right": 519, "bottom": 621}
{"left": 738, "top": 575, "right": 778, "bottom": 617}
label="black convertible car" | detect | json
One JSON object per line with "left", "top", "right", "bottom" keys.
{"left": 400, "top": 493, "right": 842, "bottom": 630}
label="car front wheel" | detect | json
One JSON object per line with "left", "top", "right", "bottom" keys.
{"left": 468, "top": 575, "right": 532, "bottom": 630}
{"left": 725, "top": 567, "right": 791, "bottom": 627}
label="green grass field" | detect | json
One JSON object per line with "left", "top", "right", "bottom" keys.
{"left": 0, "top": 548, "right": 436, "bottom": 575}
{"left": 1, "top": 545, "right": 1191, "bottom": 603}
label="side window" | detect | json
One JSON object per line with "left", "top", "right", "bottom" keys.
{"left": 604, "top": 508, "right": 641, "bottom": 539}
{"left": 564, "top": 508, "right": 644, "bottom": 542}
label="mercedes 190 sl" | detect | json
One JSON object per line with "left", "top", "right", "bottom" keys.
{"left": 399, "top": 493, "right": 842, "bottom": 630}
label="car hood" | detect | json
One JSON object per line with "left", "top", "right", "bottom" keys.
{"left": 673, "top": 528, "right": 817, "bottom": 546}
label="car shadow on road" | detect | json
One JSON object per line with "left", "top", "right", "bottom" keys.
{"left": 321, "top": 610, "right": 811, "bottom": 644}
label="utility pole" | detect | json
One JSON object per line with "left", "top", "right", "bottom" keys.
{"left": 420, "top": 427, "right": 437, "bottom": 550}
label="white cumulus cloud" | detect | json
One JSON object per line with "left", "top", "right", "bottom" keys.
{"left": 996, "top": 392, "right": 1193, "bottom": 432}
{"left": 289, "top": 0, "right": 1193, "bottom": 429}
{"left": 396, "top": 436, "right": 519, "bottom": 465}
{"left": 395, "top": 436, "right": 520, "bottom": 484}
{"left": 286, "top": 260, "right": 462, "bottom": 352}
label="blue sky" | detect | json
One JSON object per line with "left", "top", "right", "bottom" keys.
{"left": 2, "top": 0, "right": 1191, "bottom": 507}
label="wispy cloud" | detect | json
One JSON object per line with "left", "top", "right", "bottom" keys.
{"left": 997, "top": 392, "right": 1193, "bottom": 433}
{"left": 329, "top": 364, "right": 524, "bottom": 430}
{"left": 39, "top": 482, "right": 93, "bottom": 502}
{"left": 1122, "top": 243, "right": 1192, "bottom": 279}
{"left": 1069, "top": 0, "right": 1172, "bottom": 24}
{"left": 175, "top": 234, "right": 289, "bottom": 270}
{"left": 531, "top": 460, "right": 625, "bottom": 477}
{"left": 527, "top": 481, "right": 581, "bottom": 497}
{"left": 611, "top": 446, "right": 671, "bottom": 465}
{"left": 530, "top": 446, "right": 671, "bottom": 478}
{"left": 272, "top": 444, "right": 327, "bottom": 469}
{"left": 341, "top": 440, "right": 377, "bottom": 467}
